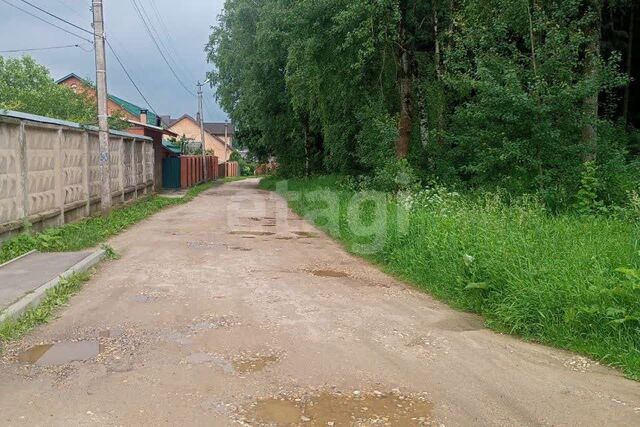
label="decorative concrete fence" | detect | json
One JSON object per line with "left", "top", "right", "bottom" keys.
{"left": 0, "top": 110, "right": 154, "bottom": 241}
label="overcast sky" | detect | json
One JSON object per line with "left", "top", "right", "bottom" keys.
{"left": 0, "top": 0, "right": 227, "bottom": 121}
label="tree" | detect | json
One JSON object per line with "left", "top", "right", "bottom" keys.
{"left": 207, "top": 0, "right": 638, "bottom": 206}
{"left": 0, "top": 55, "right": 96, "bottom": 123}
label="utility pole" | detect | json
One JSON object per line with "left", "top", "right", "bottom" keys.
{"left": 92, "top": 0, "right": 111, "bottom": 214}
{"left": 196, "top": 81, "right": 208, "bottom": 181}
{"left": 224, "top": 120, "right": 229, "bottom": 177}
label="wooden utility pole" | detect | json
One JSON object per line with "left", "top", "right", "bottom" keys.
{"left": 224, "top": 120, "right": 229, "bottom": 177}
{"left": 196, "top": 82, "right": 208, "bottom": 181}
{"left": 92, "top": 0, "right": 111, "bottom": 214}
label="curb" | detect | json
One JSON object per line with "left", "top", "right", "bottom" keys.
{"left": 0, "top": 249, "right": 106, "bottom": 323}
{"left": 0, "top": 250, "right": 37, "bottom": 269}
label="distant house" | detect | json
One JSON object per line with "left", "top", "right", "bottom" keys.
{"left": 160, "top": 114, "right": 233, "bottom": 162}
{"left": 56, "top": 73, "right": 160, "bottom": 126}
{"left": 57, "top": 73, "right": 177, "bottom": 190}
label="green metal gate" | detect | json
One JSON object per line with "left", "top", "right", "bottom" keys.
{"left": 162, "top": 157, "right": 181, "bottom": 189}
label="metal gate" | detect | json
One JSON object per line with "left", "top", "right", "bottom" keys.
{"left": 162, "top": 157, "right": 181, "bottom": 189}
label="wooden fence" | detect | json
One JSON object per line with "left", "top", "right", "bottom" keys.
{"left": 180, "top": 155, "right": 219, "bottom": 189}
{"left": 0, "top": 110, "right": 154, "bottom": 241}
{"left": 219, "top": 161, "right": 239, "bottom": 178}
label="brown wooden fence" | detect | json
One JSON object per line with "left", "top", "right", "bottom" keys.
{"left": 219, "top": 161, "right": 239, "bottom": 178}
{"left": 180, "top": 155, "right": 218, "bottom": 189}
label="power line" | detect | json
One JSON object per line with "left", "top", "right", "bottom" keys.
{"left": 145, "top": 0, "right": 197, "bottom": 82}
{"left": 106, "top": 39, "right": 159, "bottom": 116}
{"left": 136, "top": 0, "right": 185, "bottom": 79}
{"left": 0, "top": 0, "right": 93, "bottom": 43}
{"left": 50, "top": 0, "right": 86, "bottom": 18}
{"left": 3, "top": 0, "right": 158, "bottom": 116}
{"left": 0, "top": 43, "right": 84, "bottom": 53}
{"left": 15, "top": 0, "right": 93, "bottom": 35}
{"left": 128, "top": 0, "right": 195, "bottom": 96}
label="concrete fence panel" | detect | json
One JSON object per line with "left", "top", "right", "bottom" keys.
{"left": 0, "top": 111, "right": 154, "bottom": 241}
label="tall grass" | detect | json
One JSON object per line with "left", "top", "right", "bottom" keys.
{"left": 261, "top": 175, "right": 640, "bottom": 379}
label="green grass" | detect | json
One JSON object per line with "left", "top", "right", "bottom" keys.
{"left": 0, "top": 272, "right": 91, "bottom": 344}
{"left": 261, "top": 175, "right": 640, "bottom": 379}
{"left": 0, "top": 181, "right": 216, "bottom": 264}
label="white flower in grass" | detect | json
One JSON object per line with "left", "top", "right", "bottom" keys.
{"left": 463, "top": 254, "right": 475, "bottom": 266}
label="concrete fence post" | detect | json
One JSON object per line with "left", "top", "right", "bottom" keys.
{"left": 15, "top": 122, "right": 27, "bottom": 227}
{"left": 131, "top": 139, "right": 138, "bottom": 200}
{"left": 17, "top": 123, "right": 29, "bottom": 228}
{"left": 82, "top": 131, "right": 90, "bottom": 216}
{"left": 54, "top": 128, "right": 65, "bottom": 225}
{"left": 141, "top": 139, "right": 147, "bottom": 195}
{"left": 119, "top": 137, "right": 125, "bottom": 203}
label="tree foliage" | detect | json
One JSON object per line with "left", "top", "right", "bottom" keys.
{"left": 0, "top": 56, "right": 96, "bottom": 123}
{"left": 207, "top": 0, "right": 639, "bottom": 207}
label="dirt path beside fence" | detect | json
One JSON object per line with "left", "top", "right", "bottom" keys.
{"left": 1, "top": 179, "right": 638, "bottom": 426}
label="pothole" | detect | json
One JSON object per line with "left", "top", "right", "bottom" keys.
{"left": 312, "top": 269, "right": 349, "bottom": 278}
{"left": 293, "top": 231, "right": 319, "bottom": 238}
{"left": 190, "top": 315, "right": 241, "bottom": 331}
{"left": 231, "top": 351, "right": 281, "bottom": 374}
{"left": 129, "top": 294, "right": 157, "bottom": 303}
{"left": 245, "top": 391, "right": 432, "bottom": 426}
{"left": 229, "top": 231, "right": 275, "bottom": 236}
{"left": 431, "top": 313, "right": 484, "bottom": 332}
{"left": 187, "top": 241, "right": 224, "bottom": 249}
{"left": 18, "top": 341, "right": 103, "bottom": 366}
{"left": 228, "top": 246, "right": 252, "bottom": 252}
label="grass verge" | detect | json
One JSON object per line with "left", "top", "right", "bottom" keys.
{"left": 0, "top": 181, "right": 216, "bottom": 264}
{"left": 261, "top": 175, "right": 640, "bottom": 380}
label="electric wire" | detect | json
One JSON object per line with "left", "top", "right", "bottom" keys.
{"left": 128, "top": 0, "right": 195, "bottom": 96}
{"left": 0, "top": 43, "right": 84, "bottom": 53}
{"left": 15, "top": 0, "right": 93, "bottom": 35}
{"left": 0, "top": 0, "right": 93, "bottom": 43}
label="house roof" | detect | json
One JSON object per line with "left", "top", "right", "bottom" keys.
{"left": 163, "top": 114, "right": 234, "bottom": 150}
{"left": 161, "top": 140, "right": 182, "bottom": 154}
{"left": 159, "top": 115, "right": 178, "bottom": 127}
{"left": 56, "top": 73, "right": 158, "bottom": 126}
{"left": 204, "top": 122, "right": 234, "bottom": 136}
{"left": 127, "top": 119, "right": 178, "bottom": 136}
{"left": 161, "top": 114, "right": 234, "bottom": 136}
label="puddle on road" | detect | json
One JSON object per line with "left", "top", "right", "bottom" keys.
{"left": 18, "top": 341, "right": 102, "bottom": 366}
{"left": 187, "top": 241, "right": 224, "bottom": 249}
{"left": 229, "top": 231, "right": 275, "bottom": 236}
{"left": 248, "top": 392, "right": 432, "bottom": 426}
{"left": 431, "top": 313, "right": 484, "bottom": 332}
{"left": 312, "top": 269, "right": 349, "bottom": 278}
{"left": 232, "top": 353, "right": 280, "bottom": 374}
{"left": 130, "top": 294, "right": 156, "bottom": 303}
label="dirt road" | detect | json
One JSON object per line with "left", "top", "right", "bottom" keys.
{"left": 1, "top": 179, "right": 639, "bottom": 426}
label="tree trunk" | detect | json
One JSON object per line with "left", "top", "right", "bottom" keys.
{"left": 623, "top": 5, "right": 634, "bottom": 126}
{"left": 581, "top": 0, "right": 602, "bottom": 162}
{"left": 395, "top": 2, "right": 414, "bottom": 159}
